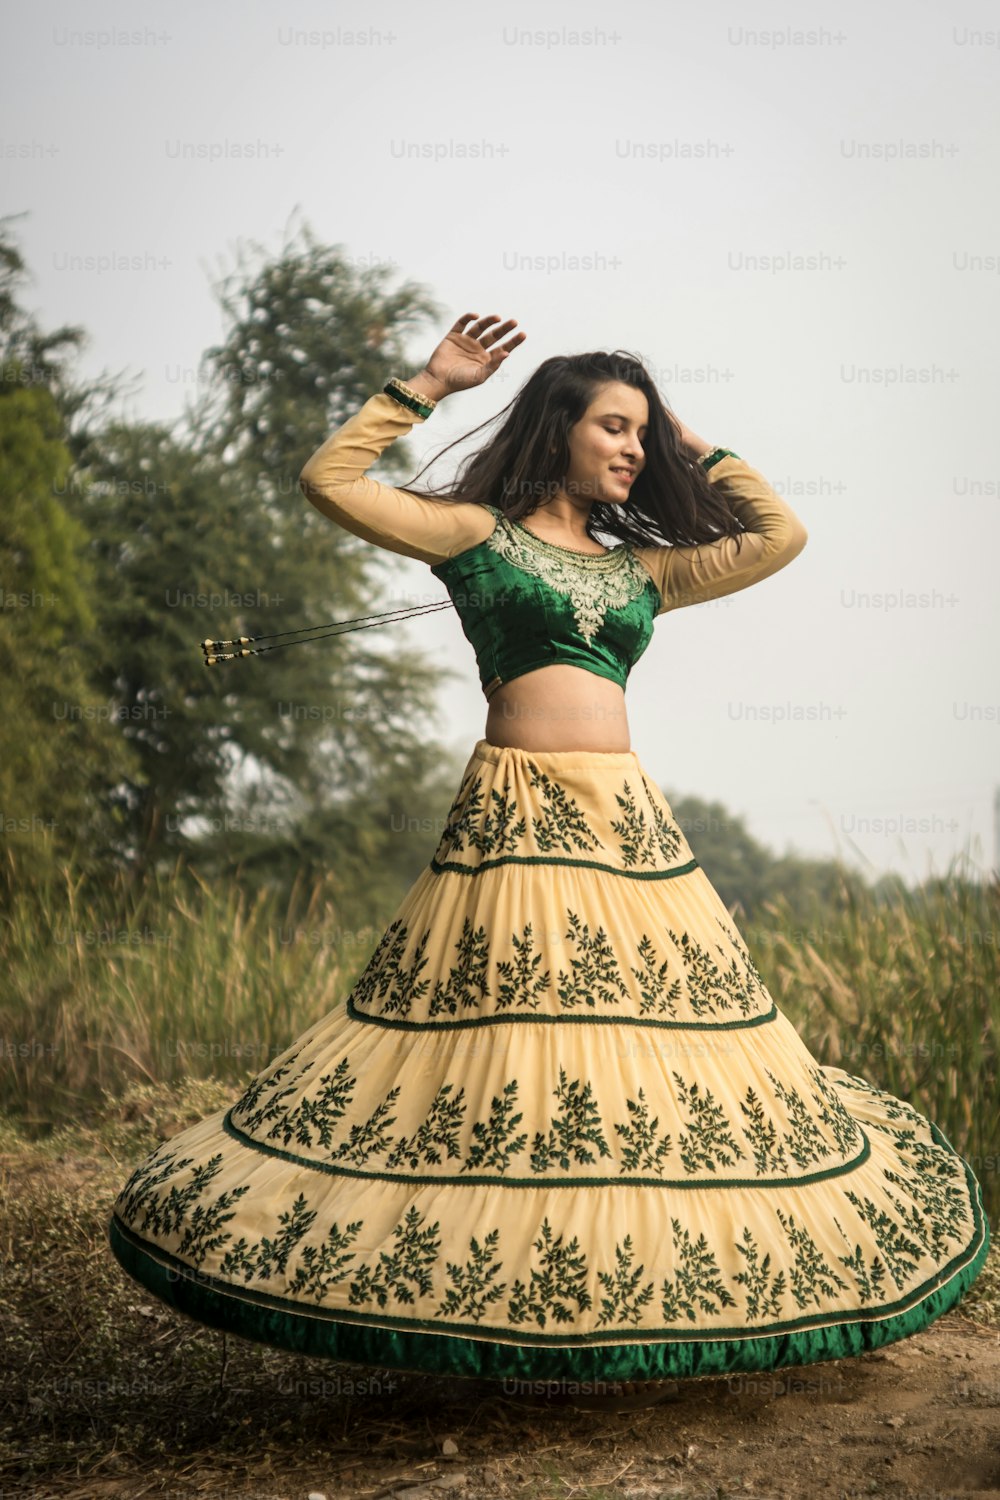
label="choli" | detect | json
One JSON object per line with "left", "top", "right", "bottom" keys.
{"left": 297, "top": 391, "right": 808, "bottom": 702}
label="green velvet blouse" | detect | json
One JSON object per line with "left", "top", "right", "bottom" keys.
{"left": 298, "top": 392, "right": 809, "bottom": 702}
{"left": 429, "top": 507, "right": 661, "bottom": 701}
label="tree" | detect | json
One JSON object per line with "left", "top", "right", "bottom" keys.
{"left": 0, "top": 360, "right": 137, "bottom": 894}
{"left": 665, "top": 788, "right": 871, "bottom": 926}
{"left": 72, "top": 218, "right": 463, "bottom": 888}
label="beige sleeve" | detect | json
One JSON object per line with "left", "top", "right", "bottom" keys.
{"left": 298, "top": 392, "right": 496, "bottom": 565}
{"left": 631, "top": 455, "right": 809, "bottom": 614}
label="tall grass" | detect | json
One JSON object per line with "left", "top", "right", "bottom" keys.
{"left": 0, "top": 863, "right": 390, "bottom": 1127}
{"left": 2, "top": 859, "right": 997, "bottom": 1225}
{"left": 742, "top": 863, "right": 1000, "bottom": 1225}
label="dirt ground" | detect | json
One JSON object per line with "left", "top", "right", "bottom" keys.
{"left": 3, "top": 1147, "right": 998, "bottom": 1500}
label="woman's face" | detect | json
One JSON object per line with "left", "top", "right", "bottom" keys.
{"left": 562, "top": 380, "right": 648, "bottom": 507}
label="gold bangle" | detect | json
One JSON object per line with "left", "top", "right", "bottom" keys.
{"left": 385, "top": 376, "right": 437, "bottom": 414}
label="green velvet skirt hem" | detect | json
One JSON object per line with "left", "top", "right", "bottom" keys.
{"left": 107, "top": 1131, "right": 990, "bottom": 1386}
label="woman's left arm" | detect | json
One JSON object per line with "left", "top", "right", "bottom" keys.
{"left": 632, "top": 417, "right": 808, "bottom": 613}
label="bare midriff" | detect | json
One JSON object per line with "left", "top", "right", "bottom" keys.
{"left": 484, "top": 664, "right": 631, "bottom": 753}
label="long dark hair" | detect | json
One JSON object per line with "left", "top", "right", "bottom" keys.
{"left": 396, "top": 349, "right": 745, "bottom": 552}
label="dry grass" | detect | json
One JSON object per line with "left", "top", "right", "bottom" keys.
{"left": 745, "top": 870, "right": 1000, "bottom": 1223}
{"left": 0, "top": 865, "right": 387, "bottom": 1126}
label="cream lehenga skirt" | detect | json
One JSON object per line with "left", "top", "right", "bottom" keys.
{"left": 108, "top": 738, "right": 990, "bottom": 1385}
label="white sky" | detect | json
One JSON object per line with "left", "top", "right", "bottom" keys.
{"left": 4, "top": 0, "right": 999, "bottom": 883}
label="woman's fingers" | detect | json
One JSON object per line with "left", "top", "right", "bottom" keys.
{"left": 479, "top": 317, "right": 518, "bottom": 344}
{"left": 440, "top": 312, "right": 526, "bottom": 384}
{"left": 488, "top": 329, "right": 527, "bottom": 365}
{"left": 452, "top": 312, "right": 497, "bottom": 339}
{"left": 452, "top": 313, "right": 521, "bottom": 348}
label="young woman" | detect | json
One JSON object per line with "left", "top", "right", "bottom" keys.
{"left": 109, "top": 314, "right": 990, "bottom": 1413}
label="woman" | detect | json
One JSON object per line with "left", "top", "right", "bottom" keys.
{"left": 108, "top": 313, "right": 990, "bottom": 1413}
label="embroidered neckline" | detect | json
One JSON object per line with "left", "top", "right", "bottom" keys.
{"left": 511, "top": 519, "right": 614, "bottom": 560}
{"left": 483, "top": 509, "right": 654, "bottom": 643}
{"left": 488, "top": 507, "right": 626, "bottom": 567}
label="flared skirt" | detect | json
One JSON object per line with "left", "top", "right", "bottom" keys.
{"left": 107, "top": 737, "right": 990, "bottom": 1384}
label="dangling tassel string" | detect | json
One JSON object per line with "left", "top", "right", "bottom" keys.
{"left": 201, "top": 599, "right": 454, "bottom": 665}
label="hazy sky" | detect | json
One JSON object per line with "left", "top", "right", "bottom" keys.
{"left": 4, "top": 0, "right": 999, "bottom": 884}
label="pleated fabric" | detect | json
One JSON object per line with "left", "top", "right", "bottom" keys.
{"left": 108, "top": 738, "right": 990, "bottom": 1383}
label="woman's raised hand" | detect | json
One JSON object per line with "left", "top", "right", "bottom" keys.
{"left": 415, "top": 313, "right": 526, "bottom": 399}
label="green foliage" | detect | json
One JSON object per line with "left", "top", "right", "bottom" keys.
{"left": 665, "top": 788, "right": 871, "bottom": 926}
{"left": 195, "top": 217, "right": 441, "bottom": 472}
{"left": 71, "top": 223, "right": 453, "bottom": 873}
{"left": 0, "top": 216, "right": 468, "bottom": 895}
{"left": 0, "top": 366, "right": 137, "bottom": 889}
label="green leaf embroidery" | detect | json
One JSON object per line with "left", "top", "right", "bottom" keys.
{"left": 631, "top": 933, "right": 682, "bottom": 1017}
{"left": 437, "top": 1229, "right": 507, "bottom": 1323}
{"left": 767, "top": 1072, "right": 834, "bottom": 1169}
{"left": 285, "top": 1218, "right": 364, "bottom": 1304}
{"left": 673, "top": 1072, "right": 746, "bottom": 1174}
{"left": 463, "top": 1081, "right": 528, "bottom": 1175}
{"left": 527, "top": 760, "right": 606, "bottom": 855}
{"left": 495, "top": 921, "right": 551, "bottom": 1011}
{"left": 595, "top": 1235, "right": 656, "bottom": 1326}
{"left": 732, "top": 1226, "right": 787, "bottom": 1320}
{"left": 775, "top": 1208, "right": 852, "bottom": 1307}
{"left": 531, "top": 1066, "right": 613, "bottom": 1173}
{"left": 740, "top": 1086, "right": 790, "bottom": 1175}
{"left": 557, "top": 910, "right": 630, "bottom": 1010}
{"left": 660, "top": 1218, "right": 739, "bottom": 1322}
{"left": 331, "top": 1085, "right": 402, "bottom": 1167}
{"left": 428, "top": 916, "right": 491, "bottom": 1017}
{"left": 614, "top": 1087, "right": 674, "bottom": 1174}
{"left": 348, "top": 1205, "right": 442, "bottom": 1309}
{"left": 263, "top": 1056, "right": 356, "bottom": 1150}
{"left": 384, "top": 1082, "right": 467, "bottom": 1170}
{"left": 507, "top": 1217, "right": 593, "bottom": 1327}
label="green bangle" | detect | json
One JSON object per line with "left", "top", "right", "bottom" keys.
{"left": 698, "top": 446, "right": 741, "bottom": 471}
{"left": 383, "top": 378, "right": 436, "bottom": 419}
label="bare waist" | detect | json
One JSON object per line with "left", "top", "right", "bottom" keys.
{"left": 484, "top": 664, "right": 631, "bottom": 753}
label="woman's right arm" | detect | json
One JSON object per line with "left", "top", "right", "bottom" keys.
{"left": 298, "top": 379, "right": 495, "bottom": 566}
{"left": 300, "top": 315, "right": 525, "bottom": 564}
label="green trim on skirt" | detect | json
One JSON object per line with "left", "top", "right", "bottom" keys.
{"left": 107, "top": 1119, "right": 990, "bottom": 1386}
